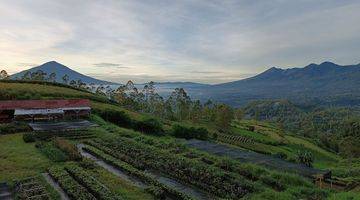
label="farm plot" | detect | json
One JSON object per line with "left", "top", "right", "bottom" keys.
{"left": 15, "top": 176, "right": 53, "bottom": 200}
{"left": 48, "top": 165, "right": 123, "bottom": 200}
{"left": 185, "top": 139, "right": 330, "bottom": 179}
{"left": 29, "top": 120, "right": 97, "bottom": 132}
{"left": 80, "top": 144, "right": 204, "bottom": 200}
{"left": 85, "top": 138, "right": 257, "bottom": 199}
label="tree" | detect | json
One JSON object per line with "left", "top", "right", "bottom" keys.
{"left": 48, "top": 72, "right": 57, "bottom": 82}
{"left": 167, "top": 88, "right": 191, "bottom": 120}
{"left": 339, "top": 136, "right": 360, "bottom": 158}
{"left": 69, "top": 80, "right": 77, "bottom": 87}
{"left": 76, "top": 79, "right": 86, "bottom": 89}
{"left": 214, "top": 104, "right": 234, "bottom": 131}
{"left": 62, "top": 74, "right": 69, "bottom": 84}
{"left": 114, "top": 85, "right": 127, "bottom": 104}
{"left": 295, "top": 150, "right": 314, "bottom": 167}
{"left": 105, "top": 85, "right": 115, "bottom": 99}
{"left": 0, "top": 70, "right": 9, "bottom": 80}
{"left": 96, "top": 84, "right": 106, "bottom": 96}
{"left": 234, "top": 109, "right": 244, "bottom": 121}
{"left": 21, "top": 71, "right": 32, "bottom": 80}
{"left": 190, "top": 100, "right": 202, "bottom": 122}
{"left": 31, "top": 70, "right": 47, "bottom": 81}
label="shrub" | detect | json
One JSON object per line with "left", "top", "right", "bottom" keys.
{"left": 134, "top": 118, "right": 163, "bottom": 135}
{"left": 0, "top": 122, "right": 31, "bottom": 135}
{"left": 95, "top": 109, "right": 133, "bottom": 128}
{"left": 248, "top": 126, "right": 255, "bottom": 132}
{"left": 295, "top": 150, "right": 314, "bottom": 167}
{"left": 145, "top": 186, "right": 166, "bottom": 200}
{"left": 23, "top": 133, "right": 36, "bottom": 143}
{"left": 172, "top": 124, "right": 208, "bottom": 140}
{"left": 79, "top": 158, "right": 97, "bottom": 169}
{"left": 36, "top": 141, "right": 68, "bottom": 162}
{"left": 53, "top": 138, "right": 82, "bottom": 161}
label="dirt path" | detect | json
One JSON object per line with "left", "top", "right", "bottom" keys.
{"left": 42, "top": 173, "right": 70, "bottom": 200}
{"left": 0, "top": 182, "right": 13, "bottom": 200}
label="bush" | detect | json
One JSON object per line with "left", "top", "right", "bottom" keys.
{"left": 23, "top": 133, "right": 36, "bottom": 143}
{"left": 36, "top": 141, "right": 68, "bottom": 162}
{"left": 53, "top": 138, "right": 82, "bottom": 161}
{"left": 0, "top": 122, "right": 31, "bottom": 135}
{"left": 95, "top": 109, "right": 133, "bottom": 128}
{"left": 172, "top": 124, "right": 208, "bottom": 140}
{"left": 134, "top": 118, "right": 163, "bottom": 135}
{"left": 145, "top": 186, "right": 165, "bottom": 199}
{"left": 295, "top": 150, "right": 314, "bottom": 167}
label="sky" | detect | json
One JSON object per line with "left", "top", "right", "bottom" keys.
{"left": 0, "top": 0, "right": 360, "bottom": 84}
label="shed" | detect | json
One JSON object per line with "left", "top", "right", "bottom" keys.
{"left": 0, "top": 99, "right": 91, "bottom": 122}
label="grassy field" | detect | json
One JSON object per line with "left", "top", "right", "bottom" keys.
{"left": 0, "top": 133, "right": 54, "bottom": 182}
{"left": 0, "top": 82, "right": 107, "bottom": 102}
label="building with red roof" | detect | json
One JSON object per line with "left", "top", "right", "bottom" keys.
{"left": 0, "top": 99, "right": 91, "bottom": 123}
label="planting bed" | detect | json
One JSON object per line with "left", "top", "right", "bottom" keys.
{"left": 185, "top": 139, "right": 331, "bottom": 179}
{"left": 81, "top": 144, "right": 205, "bottom": 200}
{"left": 85, "top": 138, "right": 256, "bottom": 199}
{"left": 15, "top": 177, "right": 50, "bottom": 200}
{"left": 48, "top": 166, "right": 97, "bottom": 200}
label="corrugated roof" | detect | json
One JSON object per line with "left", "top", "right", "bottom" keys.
{"left": 0, "top": 99, "right": 90, "bottom": 110}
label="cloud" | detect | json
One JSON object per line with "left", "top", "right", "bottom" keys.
{"left": 92, "top": 63, "right": 129, "bottom": 69}
{"left": 1, "top": 0, "right": 359, "bottom": 83}
{"left": 189, "top": 70, "right": 221, "bottom": 74}
{"left": 17, "top": 63, "right": 38, "bottom": 67}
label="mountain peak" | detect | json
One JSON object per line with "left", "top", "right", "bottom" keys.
{"left": 10, "top": 61, "right": 117, "bottom": 85}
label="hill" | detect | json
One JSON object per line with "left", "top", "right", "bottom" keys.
{"left": 10, "top": 61, "right": 117, "bottom": 85}
{"left": 7, "top": 61, "right": 360, "bottom": 107}
{"left": 205, "top": 62, "right": 360, "bottom": 106}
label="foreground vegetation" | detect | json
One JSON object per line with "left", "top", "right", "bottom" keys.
{"left": 0, "top": 81, "right": 359, "bottom": 199}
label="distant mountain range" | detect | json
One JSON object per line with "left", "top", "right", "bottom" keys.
{"left": 10, "top": 61, "right": 116, "bottom": 85}
{"left": 9, "top": 61, "right": 360, "bottom": 107}
{"left": 204, "top": 61, "right": 360, "bottom": 106}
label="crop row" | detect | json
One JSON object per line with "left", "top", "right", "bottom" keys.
{"left": 15, "top": 177, "right": 50, "bottom": 200}
{"left": 48, "top": 166, "right": 97, "bottom": 200}
{"left": 128, "top": 134, "right": 311, "bottom": 191}
{"left": 23, "top": 131, "right": 95, "bottom": 143}
{"left": 86, "top": 138, "right": 256, "bottom": 199}
{"left": 83, "top": 145, "right": 194, "bottom": 200}
{"left": 65, "top": 165, "right": 122, "bottom": 200}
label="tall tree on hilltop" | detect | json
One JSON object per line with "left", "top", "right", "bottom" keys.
{"left": 31, "top": 70, "right": 47, "bottom": 81}
{"left": 48, "top": 72, "right": 57, "bottom": 82}
{"left": 21, "top": 71, "right": 32, "bottom": 80}
{"left": 62, "top": 74, "right": 69, "bottom": 84}
{"left": 0, "top": 70, "right": 9, "bottom": 80}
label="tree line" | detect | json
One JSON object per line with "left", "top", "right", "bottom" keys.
{"left": 0, "top": 69, "right": 237, "bottom": 131}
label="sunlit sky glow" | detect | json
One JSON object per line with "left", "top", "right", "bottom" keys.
{"left": 1, "top": 0, "right": 360, "bottom": 84}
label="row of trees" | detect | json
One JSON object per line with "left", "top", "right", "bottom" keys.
{"left": 106, "top": 80, "right": 236, "bottom": 130}
{"left": 0, "top": 69, "right": 236, "bottom": 130}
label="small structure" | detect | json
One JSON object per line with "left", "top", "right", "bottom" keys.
{"left": 0, "top": 99, "right": 91, "bottom": 123}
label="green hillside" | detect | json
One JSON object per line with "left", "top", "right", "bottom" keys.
{"left": 0, "top": 81, "right": 359, "bottom": 199}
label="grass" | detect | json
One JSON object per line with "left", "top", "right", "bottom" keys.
{"left": 85, "top": 165, "right": 154, "bottom": 200}
{"left": 0, "top": 82, "right": 107, "bottom": 102}
{"left": 0, "top": 133, "right": 54, "bottom": 182}
{"left": 229, "top": 120, "right": 341, "bottom": 168}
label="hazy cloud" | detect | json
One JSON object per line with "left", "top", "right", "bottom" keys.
{"left": 1, "top": 0, "right": 359, "bottom": 83}
{"left": 92, "top": 63, "right": 129, "bottom": 69}
{"left": 190, "top": 70, "right": 222, "bottom": 74}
